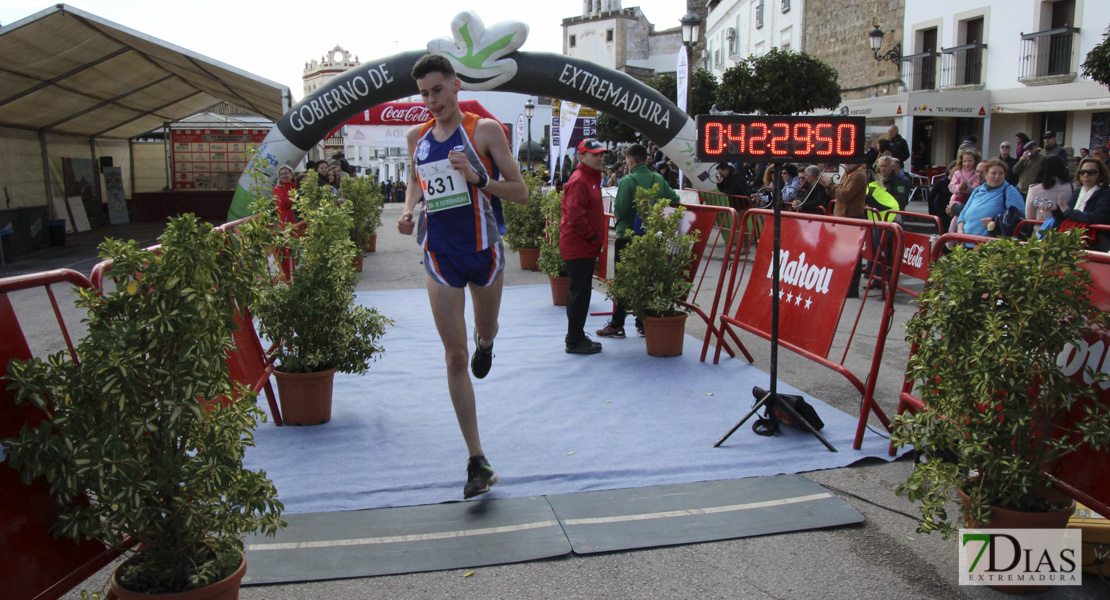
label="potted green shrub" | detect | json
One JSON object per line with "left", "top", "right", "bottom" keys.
{"left": 604, "top": 186, "right": 697, "bottom": 357}
{"left": 538, "top": 188, "right": 569, "bottom": 305}
{"left": 254, "top": 175, "right": 391, "bottom": 425}
{"left": 502, "top": 172, "right": 546, "bottom": 270}
{"left": 2, "top": 215, "right": 285, "bottom": 598}
{"left": 892, "top": 231, "right": 1110, "bottom": 541}
{"left": 344, "top": 175, "right": 384, "bottom": 258}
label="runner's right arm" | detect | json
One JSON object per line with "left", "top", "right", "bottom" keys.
{"left": 398, "top": 125, "right": 423, "bottom": 236}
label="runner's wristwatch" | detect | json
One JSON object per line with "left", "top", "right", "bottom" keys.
{"left": 474, "top": 172, "right": 489, "bottom": 189}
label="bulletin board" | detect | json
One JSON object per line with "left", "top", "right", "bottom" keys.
{"left": 171, "top": 129, "right": 268, "bottom": 190}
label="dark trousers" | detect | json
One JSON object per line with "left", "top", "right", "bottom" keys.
{"left": 870, "top": 228, "right": 894, "bottom": 281}
{"left": 848, "top": 214, "right": 866, "bottom": 293}
{"left": 609, "top": 237, "right": 640, "bottom": 330}
{"left": 565, "top": 256, "right": 597, "bottom": 345}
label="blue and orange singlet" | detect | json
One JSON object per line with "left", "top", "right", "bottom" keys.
{"left": 413, "top": 114, "right": 504, "bottom": 255}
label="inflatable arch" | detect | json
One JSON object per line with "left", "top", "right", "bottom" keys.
{"left": 229, "top": 11, "right": 720, "bottom": 220}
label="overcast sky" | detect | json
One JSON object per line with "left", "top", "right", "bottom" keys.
{"left": 0, "top": 1, "right": 690, "bottom": 102}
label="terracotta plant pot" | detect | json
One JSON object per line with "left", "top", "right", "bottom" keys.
{"left": 273, "top": 367, "right": 336, "bottom": 425}
{"left": 518, "top": 247, "right": 540, "bottom": 271}
{"left": 957, "top": 487, "right": 1076, "bottom": 594}
{"left": 363, "top": 235, "right": 377, "bottom": 253}
{"left": 548, "top": 275, "right": 570, "bottom": 306}
{"left": 352, "top": 253, "right": 364, "bottom": 271}
{"left": 643, "top": 313, "right": 687, "bottom": 357}
{"left": 110, "top": 552, "right": 246, "bottom": 600}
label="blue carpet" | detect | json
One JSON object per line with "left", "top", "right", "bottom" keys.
{"left": 243, "top": 284, "right": 896, "bottom": 514}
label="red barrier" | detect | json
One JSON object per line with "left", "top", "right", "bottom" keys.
{"left": 0, "top": 269, "right": 136, "bottom": 600}
{"left": 709, "top": 210, "right": 904, "bottom": 450}
{"left": 679, "top": 204, "right": 739, "bottom": 357}
{"left": 593, "top": 212, "right": 613, "bottom": 282}
{"left": 861, "top": 210, "right": 942, "bottom": 298}
{"left": 893, "top": 233, "right": 1110, "bottom": 517}
{"left": 693, "top": 189, "right": 761, "bottom": 251}
{"left": 1053, "top": 250, "right": 1110, "bottom": 517}
{"left": 88, "top": 216, "right": 284, "bottom": 425}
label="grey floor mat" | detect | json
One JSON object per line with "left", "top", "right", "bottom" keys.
{"left": 547, "top": 475, "right": 863, "bottom": 554}
{"left": 242, "top": 496, "right": 570, "bottom": 585}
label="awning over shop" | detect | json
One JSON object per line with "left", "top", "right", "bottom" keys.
{"left": 0, "top": 4, "right": 290, "bottom": 140}
{"left": 837, "top": 95, "right": 906, "bottom": 120}
{"left": 836, "top": 89, "right": 990, "bottom": 121}
{"left": 992, "top": 97, "right": 1110, "bottom": 114}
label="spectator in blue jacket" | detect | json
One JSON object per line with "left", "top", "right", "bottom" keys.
{"left": 957, "top": 159, "right": 1025, "bottom": 237}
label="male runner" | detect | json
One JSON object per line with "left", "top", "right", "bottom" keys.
{"left": 397, "top": 54, "right": 528, "bottom": 498}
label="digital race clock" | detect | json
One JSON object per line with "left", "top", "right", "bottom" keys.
{"left": 696, "top": 115, "right": 867, "bottom": 162}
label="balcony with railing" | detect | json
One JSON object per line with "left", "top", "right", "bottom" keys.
{"left": 940, "top": 43, "right": 986, "bottom": 89}
{"left": 901, "top": 51, "right": 940, "bottom": 92}
{"left": 1019, "top": 27, "right": 1080, "bottom": 85}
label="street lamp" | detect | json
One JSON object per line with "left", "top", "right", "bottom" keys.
{"left": 868, "top": 24, "right": 902, "bottom": 71}
{"left": 680, "top": 11, "right": 701, "bottom": 188}
{"left": 524, "top": 99, "right": 535, "bottom": 175}
{"left": 680, "top": 11, "right": 701, "bottom": 116}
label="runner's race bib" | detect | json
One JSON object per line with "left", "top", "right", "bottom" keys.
{"left": 419, "top": 159, "right": 470, "bottom": 212}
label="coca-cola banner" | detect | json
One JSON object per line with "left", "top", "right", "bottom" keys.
{"left": 863, "top": 230, "right": 932, "bottom": 283}
{"left": 354, "top": 102, "right": 433, "bottom": 126}
{"left": 340, "top": 101, "right": 505, "bottom": 148}
{"left": 899, "top": 232, "right": 931, "bottom": 282}
{"left": 229, "top": 11, "right": 720, "bottom": 220}
{"left": 736, "top": 217, "right": 866, "bottom": 358}
{"left": 336, "top": 101, "right": 499, "bottom": 129}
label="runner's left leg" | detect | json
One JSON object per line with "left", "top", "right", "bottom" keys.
{"left": 426, "top": 275, "right": 484, "bottom": 458}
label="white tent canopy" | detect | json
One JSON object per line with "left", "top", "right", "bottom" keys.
{"left": 0, "top": 4, "right": 291, "bottom": 216}
{"left": 0, "top": 4, "right": 290, "bottom": 139}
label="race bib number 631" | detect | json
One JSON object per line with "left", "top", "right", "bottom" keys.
{"left": 419, "top": 159, "right": 471, "bottom": 212}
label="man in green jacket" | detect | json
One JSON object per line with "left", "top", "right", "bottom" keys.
{"left": 596, "top": 143, "right": 680, "bottom": 338}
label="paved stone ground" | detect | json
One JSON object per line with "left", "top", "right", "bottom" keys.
{"left": 4, "top": 200, "right": 1105, "bottom": 599}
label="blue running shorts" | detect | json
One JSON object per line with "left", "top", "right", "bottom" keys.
{"left": 423, "top": 239, "right": 505, "bottom": 288}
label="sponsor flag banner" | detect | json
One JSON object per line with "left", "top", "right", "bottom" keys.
{"left": 676, "top": 46, "right": 689, "bottom": 115}
{"left": 736, "top": 218, "right": 865, "bottom": 358}
{"left": 558, "top": 101, "right": 582, "bottom": 176}
{"left": 514, "top": 114, "right": 525, "bottom": 163}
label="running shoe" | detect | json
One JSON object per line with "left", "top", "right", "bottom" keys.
{"left": 595, "top": 323, "right": 626, "bottom": 338}
{"left": 470, "top": 330, "right": 494, "bottom": 379}
{"left": 463, "top": 455, "right": 498, "bottom": 499}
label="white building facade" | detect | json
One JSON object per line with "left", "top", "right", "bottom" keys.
{"left": 855, "top": 0, "right": 1110, "bottom": 169}
{"left": 703, "top": 0, "right": 806, "bottom": 77}
{"left": 563, "top": 0, "right": 685, "bottom": 80}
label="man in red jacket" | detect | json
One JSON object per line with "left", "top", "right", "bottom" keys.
{"left": 561, "top": 139, "right": 608, "bottom": 354}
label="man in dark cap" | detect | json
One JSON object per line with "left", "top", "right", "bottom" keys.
{"left": 1042, "top": 131, "right": 1067, "bottom": 161}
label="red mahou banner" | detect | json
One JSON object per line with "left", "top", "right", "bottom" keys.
{"left": 736, "top": 218, "right": 866, "bottom": 358}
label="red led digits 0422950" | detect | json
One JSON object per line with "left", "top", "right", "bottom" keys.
{"left": 695, "top": 115, "right": 867, "bottom": 162}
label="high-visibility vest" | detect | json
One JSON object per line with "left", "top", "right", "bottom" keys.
{"left": 865, "top": 181, "right": 899, "bottom": 222}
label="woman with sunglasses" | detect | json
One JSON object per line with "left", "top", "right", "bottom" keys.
{"left": 1049, "top": 157, "right": 1110, "bottom": 251}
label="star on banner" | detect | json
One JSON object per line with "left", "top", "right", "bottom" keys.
{"left": 804, "top": 297, "right": 813, "bottom": 309}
